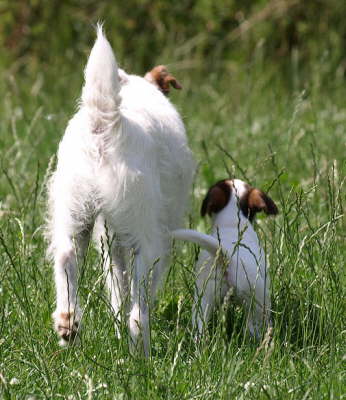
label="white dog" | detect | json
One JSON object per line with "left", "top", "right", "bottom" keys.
{"left": 172, "top": 179, "right": 278, "bottom": 339}
{"left": 47, "top": 26, "right": 194, "bottom": 354}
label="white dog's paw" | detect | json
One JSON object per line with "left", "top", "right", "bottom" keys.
{"left": 53, "top": 310, "right": 81, "bottom": 345}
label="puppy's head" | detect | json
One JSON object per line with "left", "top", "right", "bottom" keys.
{"left": 144, "top": 65, "right": 182, "bottom": 95}
{"left": 201, "top": 179, "right": 278, "bottom": 222}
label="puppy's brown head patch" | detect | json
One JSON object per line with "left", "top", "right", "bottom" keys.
{"left": 144, "top": 65, "right": 182, "bottom": 95}
{"left": 239, "top": 187, "right": 278, "bottom": 221}
{"left": 201, "top": 180, "right": 232, "bottom": 217}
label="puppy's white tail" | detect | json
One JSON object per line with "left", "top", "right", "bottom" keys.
{"left": 172, "top": 229, "right": 223, "bottom": 256}
{"left": 81, "top": 24, "right": 121, "bottom": 133}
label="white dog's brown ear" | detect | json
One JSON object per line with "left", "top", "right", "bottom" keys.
{"left": 241, "top": 188, "right": 278, "bottom": 221}
{"left": 144, "top": 65, "right": 182, "bottom": 95}
{"left": 201, "top": 180, "right": 231, "bottom": 217}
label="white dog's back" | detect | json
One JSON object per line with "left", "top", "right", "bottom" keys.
{"left": 50, "top": 27, "right": 194, "bottom": 250}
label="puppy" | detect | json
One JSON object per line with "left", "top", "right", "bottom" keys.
{"left": 173, "top": 179, "right": 278, "bottom": 339}
{"left": 47, "top": 26, "right": 194, "bottom": 354}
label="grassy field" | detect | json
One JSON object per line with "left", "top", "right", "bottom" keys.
{"left": 0, "top": 39, "right": 345, "bottom": 399}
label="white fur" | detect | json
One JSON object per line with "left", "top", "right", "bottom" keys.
{"left": 172, "top": 179, "right": 272, "bottom": 339}
{"left": 47, "top": 26, "right": 194, "bottom": 355}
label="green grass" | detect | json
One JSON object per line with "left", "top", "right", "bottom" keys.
{"left": 0, "top": 53, "right": 345, "bottom": 399}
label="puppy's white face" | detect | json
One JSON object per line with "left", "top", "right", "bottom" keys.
{"left": 201, "top": 179, "right": 278, "bottom": 224}
{"left": 231, "top": 179, "right": 250, "bottom": 199}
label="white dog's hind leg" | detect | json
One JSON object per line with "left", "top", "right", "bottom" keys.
{"left": 128, "top": 249, "right": 151, "bottom": 356}
{"left": 94, "top": 218, "right": 128, "bottom": 338}
{"left": 104, "top": 244, "right": 128, "bottom": 338}
{"left": 52, "top": 230, "right": 90, "bottom": 345}
{"left": 149, "top": 237, "right": 171, "bottom": 302}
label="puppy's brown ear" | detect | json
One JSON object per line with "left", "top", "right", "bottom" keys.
{"left": 201, "top": 181, "right": 231, "bottom": 217}
{"left": 247, "top": 189, "right": 278, "bottom": 216}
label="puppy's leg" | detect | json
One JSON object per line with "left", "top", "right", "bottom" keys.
{"left": 52, "top": 229, "right": 90, "bottom": 345}
{"left": 244, "top": 303, "right": 271, "bottom": 340}
{"left": 193, "top": 253, "right": 227, "bottom": 339}
{"left": 242, "top": 279, "right": 272, "bottom": 339}
{"left": 229, "top": 253, "right": 272, "bottom": 339}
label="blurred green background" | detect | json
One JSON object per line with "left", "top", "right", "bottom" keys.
{"left": 1, "top": 0, "right": 346, "bottom": 80}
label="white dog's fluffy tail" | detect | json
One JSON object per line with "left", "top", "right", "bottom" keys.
{"left": 172, "top": 229, "right": 223, "bottom": 256}
{"left": 81, "top": 24, "right": 121, "bottom": 133}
